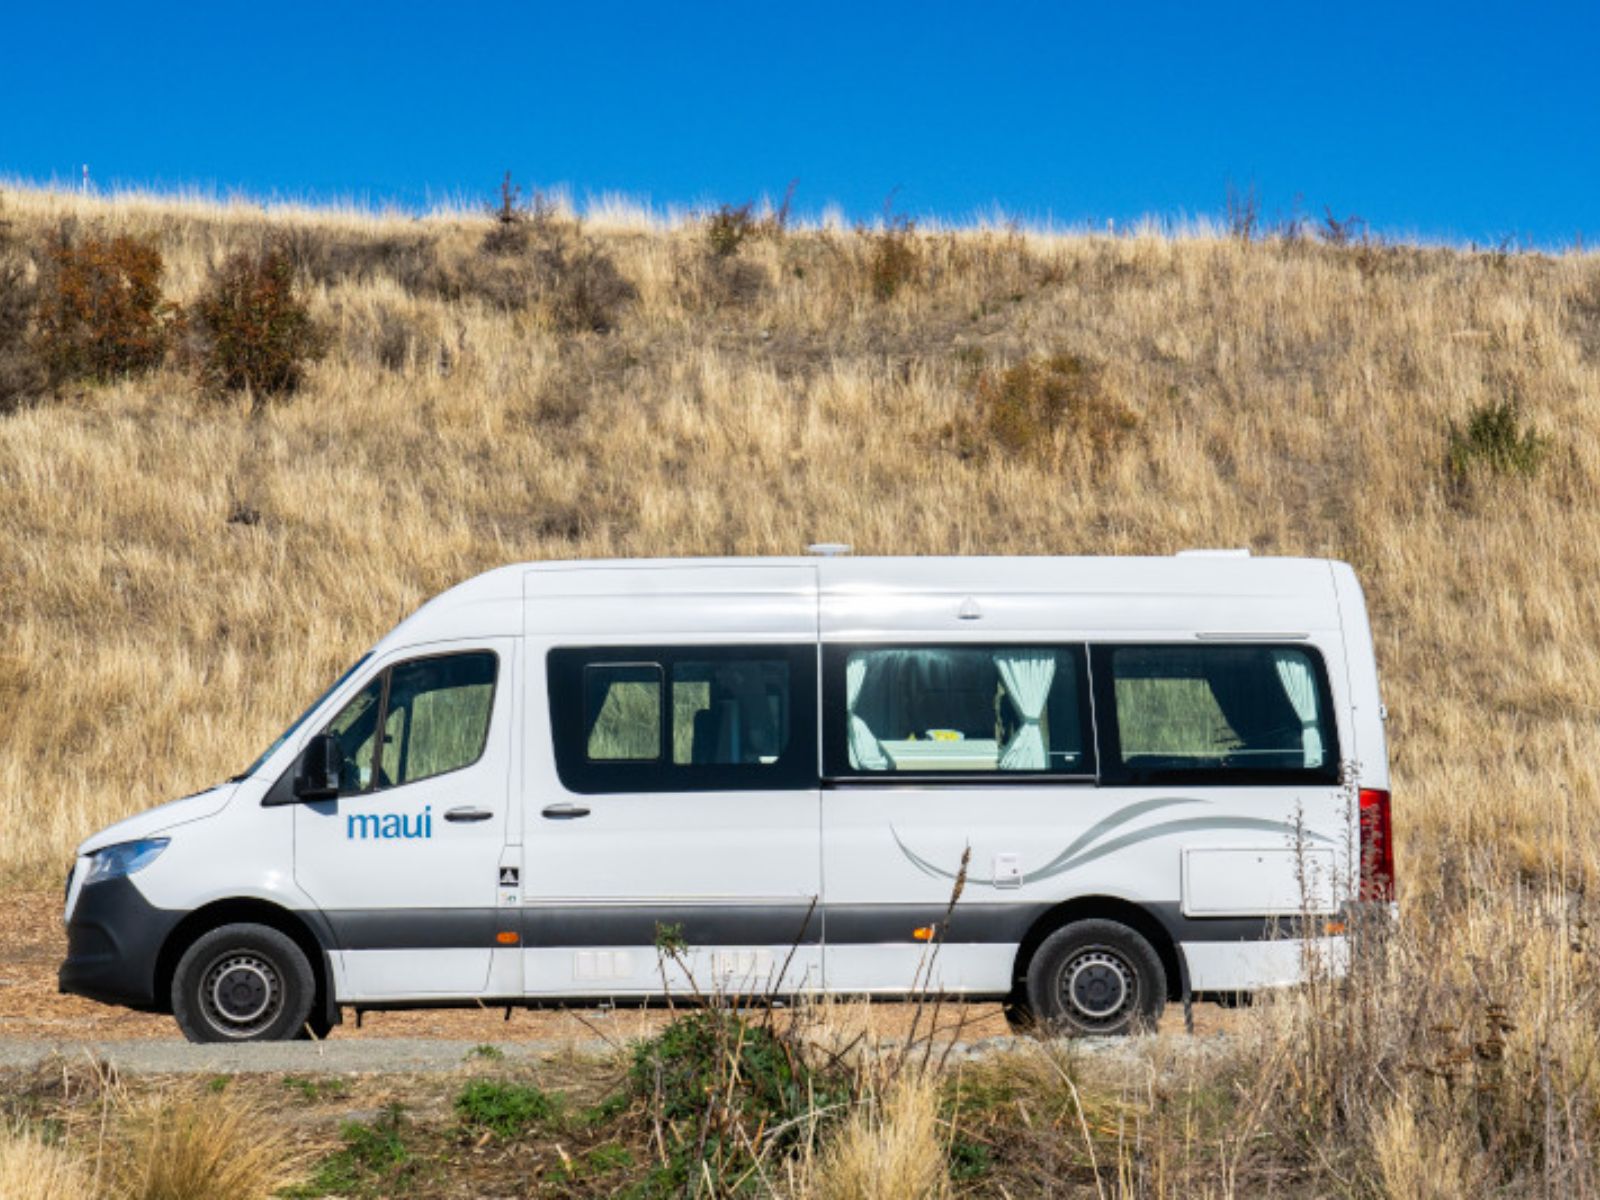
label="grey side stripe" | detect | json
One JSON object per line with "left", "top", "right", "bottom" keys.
{"left": 317, "top": 902, "right": 1300, "bottom": 951}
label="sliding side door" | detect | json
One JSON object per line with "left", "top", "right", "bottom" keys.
{"left": 521, "top": 566, "right": 822, "bottom": 999}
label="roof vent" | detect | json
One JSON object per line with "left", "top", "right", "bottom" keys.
{"left": 807, "top": 543, "right": 853, "bottom": 557}
{"left": 1175, "top": 548, "right": 1251, "bottom": 558}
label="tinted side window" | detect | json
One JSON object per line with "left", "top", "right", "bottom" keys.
{"left": 1094, "top": 644, "right": 1339, "bottom": 785}
{"left": 549, "top": 646, "right": 816, "bottom": 793}
{"left": 381, "top": 653, "right": 498, "bottom": 785}
{"left": 585, "top": 664, "right": 663, "bottom": 761}
{"left": 323, "top": 651, "right": 499, "bottom": 794}
{"left": 327, "top": 676, "right": 383, "bottom": 795}
{"left": 823, "top": 645, "right": 1093, "bottom": 777}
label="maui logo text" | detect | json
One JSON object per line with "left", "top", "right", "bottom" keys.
{"left": 347, "top": 806, "right": 432, "bottom": 840}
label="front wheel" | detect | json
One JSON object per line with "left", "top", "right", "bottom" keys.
{"left": 171, "top": 923, "right": 315, "bottom": 1043}
{"left": 1023, "top": 920, "right": 1166, "bottom": 1037}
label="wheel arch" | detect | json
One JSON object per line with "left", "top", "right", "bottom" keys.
{"left": 155, "top": 898, "right": 338, "bottom": 1030}
{"left": 1011, "top": 896, "right": 1187, "bottom": 1003}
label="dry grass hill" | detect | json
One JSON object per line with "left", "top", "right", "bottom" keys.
{"left": 2, "top": 183, "right": 1600, "bottom": 1195}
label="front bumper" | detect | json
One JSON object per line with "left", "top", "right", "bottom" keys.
{"left": 58, "top": 875, "right": 183, "bottom": 1010}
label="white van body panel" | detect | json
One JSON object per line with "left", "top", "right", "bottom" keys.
{"left": 521, "top": 564, "right": 824, "bottom": 996}
{"left": 61, "top": 554, "right": 1390, "bottom": 1023}
{"left": 78, "top": 783, "right": 238, "bottom": 855}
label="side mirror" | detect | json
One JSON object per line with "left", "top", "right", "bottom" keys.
{"left": 293, "top": 734, "right": 343, "bottom": 802}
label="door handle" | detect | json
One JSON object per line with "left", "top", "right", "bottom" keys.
{"left": 444, "top": 806, "right": 494, "bottom": 823}
{"left": 541, "top": 803, "right": 591, "bottom": 820}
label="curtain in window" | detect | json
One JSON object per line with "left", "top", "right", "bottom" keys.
{"left": 1271, "top": 651, "right": 1324, "bottom": 767}
{"left": 846, "top": 656, "right": 888, "bottom": 769}
{"left": 994, "top": 651, "right": 1056, "bottom": 770}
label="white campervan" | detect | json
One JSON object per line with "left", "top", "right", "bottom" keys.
{"left": 61, "top": 553, "right": 1392, "bottom": 1042}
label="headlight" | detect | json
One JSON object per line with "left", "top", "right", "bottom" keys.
{"left": 82, "top": 838, "right": 170, "bottom": 886}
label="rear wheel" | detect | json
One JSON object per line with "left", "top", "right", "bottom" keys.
{"left": 171, "top": 923, "right": 315, "bottom": 1043}
{"left": 1023, "top": 919, "right": 1166, "bottom": 1037}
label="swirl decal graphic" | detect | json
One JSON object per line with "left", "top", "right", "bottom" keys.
{"left": 891, "top": 797, "right": 1334, "bottom": 887}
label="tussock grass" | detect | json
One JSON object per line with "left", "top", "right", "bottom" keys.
{"left": 0, "top": 1125, "right": 93, "bottom": 1200}
{"left": 810, "top": 1073, "right": 947, "bottom": 1200}
{"left": 108, "top": 1089, "right": 308, "bottom": 1200}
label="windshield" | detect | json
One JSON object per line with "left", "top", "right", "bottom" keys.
{"left": 234, "top": 654, "right": 374, "bottom": 780}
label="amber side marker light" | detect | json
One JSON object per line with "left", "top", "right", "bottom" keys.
{"left": 496, "top": 931, "right": 520, "bottom": 945}
{"left": 912, "top": 925, "right": 938, "bottom": 942}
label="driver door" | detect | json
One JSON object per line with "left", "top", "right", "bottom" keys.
{"left": 292, "top": 640, "right": 515, "bottom": 999}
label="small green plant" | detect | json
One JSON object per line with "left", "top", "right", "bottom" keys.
{"left": 466, "top": 1043, "right": 505, "bottom": 1061}
{"left": 283, "top": 1075, "right": 350, "bottom": 1102}
{"left": 652, "top": 921, "right": 687, "bottom": 957}
{"left": 576, "top": 1091, "right": 631, "bottom": 1128}
{"left": 188, "top": 241, "right": 329, "bottom": 397}
{"left": 948, "top": 1135, "right": 992, "bottom": 1181}
{"left": 453, "top": 1080, "right": 556, "bottom": 1137}
{"left": 288, "top": 1103, "right": 412, "bottom": 1197}
{"left": 582, "top": 1143, "right": 634, "bottom": 1174}
{"left": 33, "top": 222, "right": 174, "bottom": 386}
{"left": 1446, "top": 398, "right": 1547, "bottom": 482}
{"left": 205, "top": 1075, "right": 230, "bottom": 1094}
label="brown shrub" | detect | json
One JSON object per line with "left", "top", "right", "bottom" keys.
{"left": 448, "top": 217, "right": 636, "bottom": 333}
{"left": 704, "top": 183, "right": 796, "bottom": 259}
{"left": 953, "top": 352, "right": 1140, "bottom": 464}
{"left": 865, "top": 214, "right": 920, "bottom": 300}
{"left": 0, "top": 212, "right": 43, "bottom": 412}
{"left": 34, "top": 222, "right": 174, "bottom": 385}
{"left": 278, "top": 226, "right": 439, "bottom": 290}
{"left": 187, "top": 242, "right": 330, "bottom": 397}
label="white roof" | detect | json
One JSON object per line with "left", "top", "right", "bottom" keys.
{"left": 376, "top": 555, "right": 1349, "bottom": 650}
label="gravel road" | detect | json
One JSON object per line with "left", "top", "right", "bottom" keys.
{"left": 0, "top": 1029, "right": 1243, "bottom": 1076}
{"left": 0, "top": 1038, "right": 621, "bottom": 1075}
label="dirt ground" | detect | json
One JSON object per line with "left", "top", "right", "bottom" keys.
{"left": 2, "top": 891, "right": 1235, "bottom": 1043}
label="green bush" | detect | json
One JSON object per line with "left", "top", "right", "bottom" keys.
{"left": 188, "top": 242, "right": 330, "bottom": 397}
{"left": 33, "top": 222, "right": 174, "bottom": 386}
{"left": 1447, "top": 398, "right": 1547, "bottom": 481}
{"left": 629, "top": 1009, "right": 848, "bottom": 1187}
{"left": 453, "top": 1080, "right": 556, "bottom": 1137}
{"left": 287, "top": 1103, "right": 412, "bottom": 1198}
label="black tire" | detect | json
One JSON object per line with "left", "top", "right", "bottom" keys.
{"left": 171, "top": 923, "right": 315, "bottom": 1043}
{"left": 1023, "top": 919, "right": 1166, "bottom": 1037}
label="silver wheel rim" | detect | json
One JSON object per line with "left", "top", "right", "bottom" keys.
{"left": 1059, "top": 949, "right": 1135, "bottom": 1028}
{"left": 200, "top": 952, "right": 283, "bottom": 1038}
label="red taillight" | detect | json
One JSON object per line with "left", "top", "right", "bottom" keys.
{"left": 1358, "top": 788, "right": 1394, "bottom": 901}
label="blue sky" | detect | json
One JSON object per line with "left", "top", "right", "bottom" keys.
{"left": 2, "top": 1, "right": 1595, "bottom": 245}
